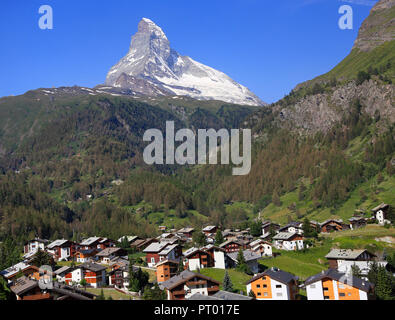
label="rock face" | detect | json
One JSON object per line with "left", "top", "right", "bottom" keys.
{"left": 352, "top": 0, "right": 395, "bottom": 52}
{"left": 273, "top": 80, "right": 395, "bottom": 134}
{"left": 105, "top": 18, "right": 265, "bottom": 106}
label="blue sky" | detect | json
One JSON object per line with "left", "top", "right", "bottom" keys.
{"left": 0, "top": 0, "right": 376, "bottom": 103}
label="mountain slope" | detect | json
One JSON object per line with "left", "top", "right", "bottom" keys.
{"left": 105, "top": 18, "right": 265, "bottom": 106}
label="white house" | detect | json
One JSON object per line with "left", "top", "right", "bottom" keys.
{"left": 372, "top": 203, "right": 390, "bottom": 226}
{"left": 304, "top": 269, "right": 373, "bottom": 300}
{"left": 246, "top": 268, "right": 299, "bottom": 300}
{"left": 273, "top": 232, "right": 304, "bottom": 251}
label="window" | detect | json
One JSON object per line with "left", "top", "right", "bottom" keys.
{"left": 310, "top": 284, "right": 316, "bottom": 289}
{"left": 264, "top": 292, "right": 268, "bottom": 297}
{"left": 276, "top": 285, "right": 282, "bottom": 289}
{"left": 324, "top": 296, "right": 330, "bottom": 300}
{"left": 256, "top": 284, "right": 261, "bottom": 288}
{"left": 276, "top": 293, "right": 282, "bottom": 297}
{"left": 262, "top": 276, "right": 266, "bottom": 280}
{"left": 339, "top": 293, "right": 345, "bottom": 297}
{"left": 257, "top": 292, "right": 261, "bottom": 296}
{"left": 263, "top": 284, "right": 267, "bottom": 288}
{"left": 323, "top": 287, "right": 329, "bottom": 291}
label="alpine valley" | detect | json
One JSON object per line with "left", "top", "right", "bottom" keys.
{"left": 0, "top": 0, "right": 394, "bottom": 246}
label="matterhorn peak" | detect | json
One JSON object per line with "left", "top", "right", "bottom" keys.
{"left": 105, "top": 18, "right": 265, "bottom": 106}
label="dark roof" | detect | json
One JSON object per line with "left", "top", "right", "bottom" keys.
{"left": 247, "top": 268, "right": 298, "bottom": 285}
{"left": 212, "top": 290, "right": 253, "bottom": 300}
{"left": 10, "top": 277, "right": 39, "bottom": 296}
{"left": 54, "top": 266, "right": 71, "bottom": 275}
{"left": 96, "top": 247, "right": 124, "bottom": 257}
{"left": 227, "top": 250, "right": 260, "bottom": 263}
{"left": 187, "top": 293, "right": 221, "bottom": 300}
{"left": 79, "top": 262, "right": 107, "bottom": 272}
{"left": 304, "top": 269, "right": 373, "bottom": 292}
{"left": 371, "top": 203, "right": 389, "bottom": 212}
{"left": 160, "top": 270, "right": 220, "bottom": 290}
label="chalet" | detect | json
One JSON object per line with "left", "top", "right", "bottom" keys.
{"left": 219, "top": 239, "right": 248, "bottom": 253}
{"left": 325, "top": 249, "right": 384, "bottom": 276}
{"left": 249, "top": 239, "right": 273, "bottom": 257}
{"left": 273, "top": 232, "right": 304, "bottom": 251}
{"left": 158, "top": 233, "right": 176, "bottom": 240}
{"left": 97, "top": 238, "right": 116, "bottom": 250}
{"left": 159, "top": 270, "right": 220, "bottom": 300}
{"left": 178, "top": 227, "right": 195, "bottom": 238}
{"left": 202, "top": 226, "right": 218, "bottom": 236}
{"left": 143, "top": 242, "right": 182, "bottom": 267}
{"left": 23, "top": 238, "right": 49, "bottom": 256}
{"left": 0, "top": 262, "right": 40, "bottom": 283}
{"left": 246, "top": 268, "right": 299, "bottom": 300}
{"left": 183, "top": 248, "right": 211, "bottom": 271}
{"left": 95, "top": 247, "right": 127, "bottom": 265}
{"left": 227, "top": 250, "right": 260, "bottom": 274}
{"left": 108, "top": 263, "right": 134, "bottom": 290}
{"left": 135, "top": 238, "right": 159, "bottom": 251}
{"left": 79, "top": 237, "right": 102, "bottom": 250}
{"left": 278, "top": 222, "right": 304, "bottom": 235}
{"left": 155, "top": 259, "right": 179, "bottom": 283}
{"left": 202, "top": 245, "right": 227, "bottom": 269}
{"left": 319, "top": 219, "right": 348, "bottom": 233}
{"left": 10, "top": 277, "right": 51, "bottom": 301}
{"left": 75, "top": 249, "right": 97, "bottom": 263}
{"left": 54, "top": 266, "right": 72, "bottom": 283}
{"left": 158, "top": 244, "right": 182, "bottom": 263}
{"left": 304, "top": 269, "right": 374, "bottom": 300}
{"left": 10, "top": 277, "right": 96, "bottom": 300}
{"left": 372, "top": 203, "right": 390, "bottom": 226}
{"left": 261, "top": 221, "right": 281, "bottom": 239}
{"left": 46, "top": 239, "right": 76, "bottom": 261}
{"left": 109, "top": 257, "right": 130, "bottom": 271}
{"left": 64, "top": 262, "right": 106, "bottom": 288}
{"left": 349, "top": 216, "right": 367, "bottom": 230}
{"left": 188, "top": 290, "right": 253, "bottom": 300}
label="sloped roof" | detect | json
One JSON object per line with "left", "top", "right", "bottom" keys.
{"left": 273, "top": 232, "right": 300, "bottom": 240}
{"left": 247, "top": 268, "right": 298, "bottom": 285}
{"left": 54, "top": 266, "right": 71, "bottom": 275}
{"left": 371, "top": 203, "right": 389, "bottom": 212}
{"left": 213, "top": 290, "right": 253, "bottom": 300}
{"left": 227, "top": 250, "right": 260, "bottom": 263}
{"left": 47, "top": 239, "right": 69, "bottom": 249}
{"left": 80, "top": 237, "right": 101, "bottom": 246}
{"left": 95, "top": 247, "right": 123, "bottom": 257}
{"left": 79, "top": 262, "right": 106, "bottom": 272}
{"left": 304, "top": 269, "right": 373, "bottom": 292}
{"left": 160, "top": 270, "right": 220, "bottom": 290}
{"left": 10, "top": 277, "right": 38, "bottom": 296}
{"left": 143, "top": 242, "right": 168, "bottom": 253}
{"left": 325, "top": 249, "right": 376, "bottom": 260}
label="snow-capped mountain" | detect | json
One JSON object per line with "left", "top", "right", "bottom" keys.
{"left": 105, "top": 18, "right": 265, "bottom": 106}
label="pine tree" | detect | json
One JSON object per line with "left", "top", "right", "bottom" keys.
{"left": 351, "top": 264, "right": 362, "bottom": 279}
{"left": 214, "top": 230, "right": 224, "bottom": 246}
{"left": 223, "top": 271, "right": 233, "bottom": 292}
{"left": 178, "top": 259, "right": 184, "bottom": 273}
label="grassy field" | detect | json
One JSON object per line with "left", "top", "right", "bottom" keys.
{"left": 198, "top": 268, "right": 251, "bottom": 295}
{"left": 86, "top": 288, "right": 134, "bottom": 300}
{"left": 257, "top": 225, "right": 395, "bottom": 281}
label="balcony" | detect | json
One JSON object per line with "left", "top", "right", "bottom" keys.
{"left": 187, "top": 280, "right": 207, "bottom": 286}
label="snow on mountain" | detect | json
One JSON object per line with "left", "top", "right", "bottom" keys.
{"left": 105, "top": 18, "right": 266, "bottom": 106}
